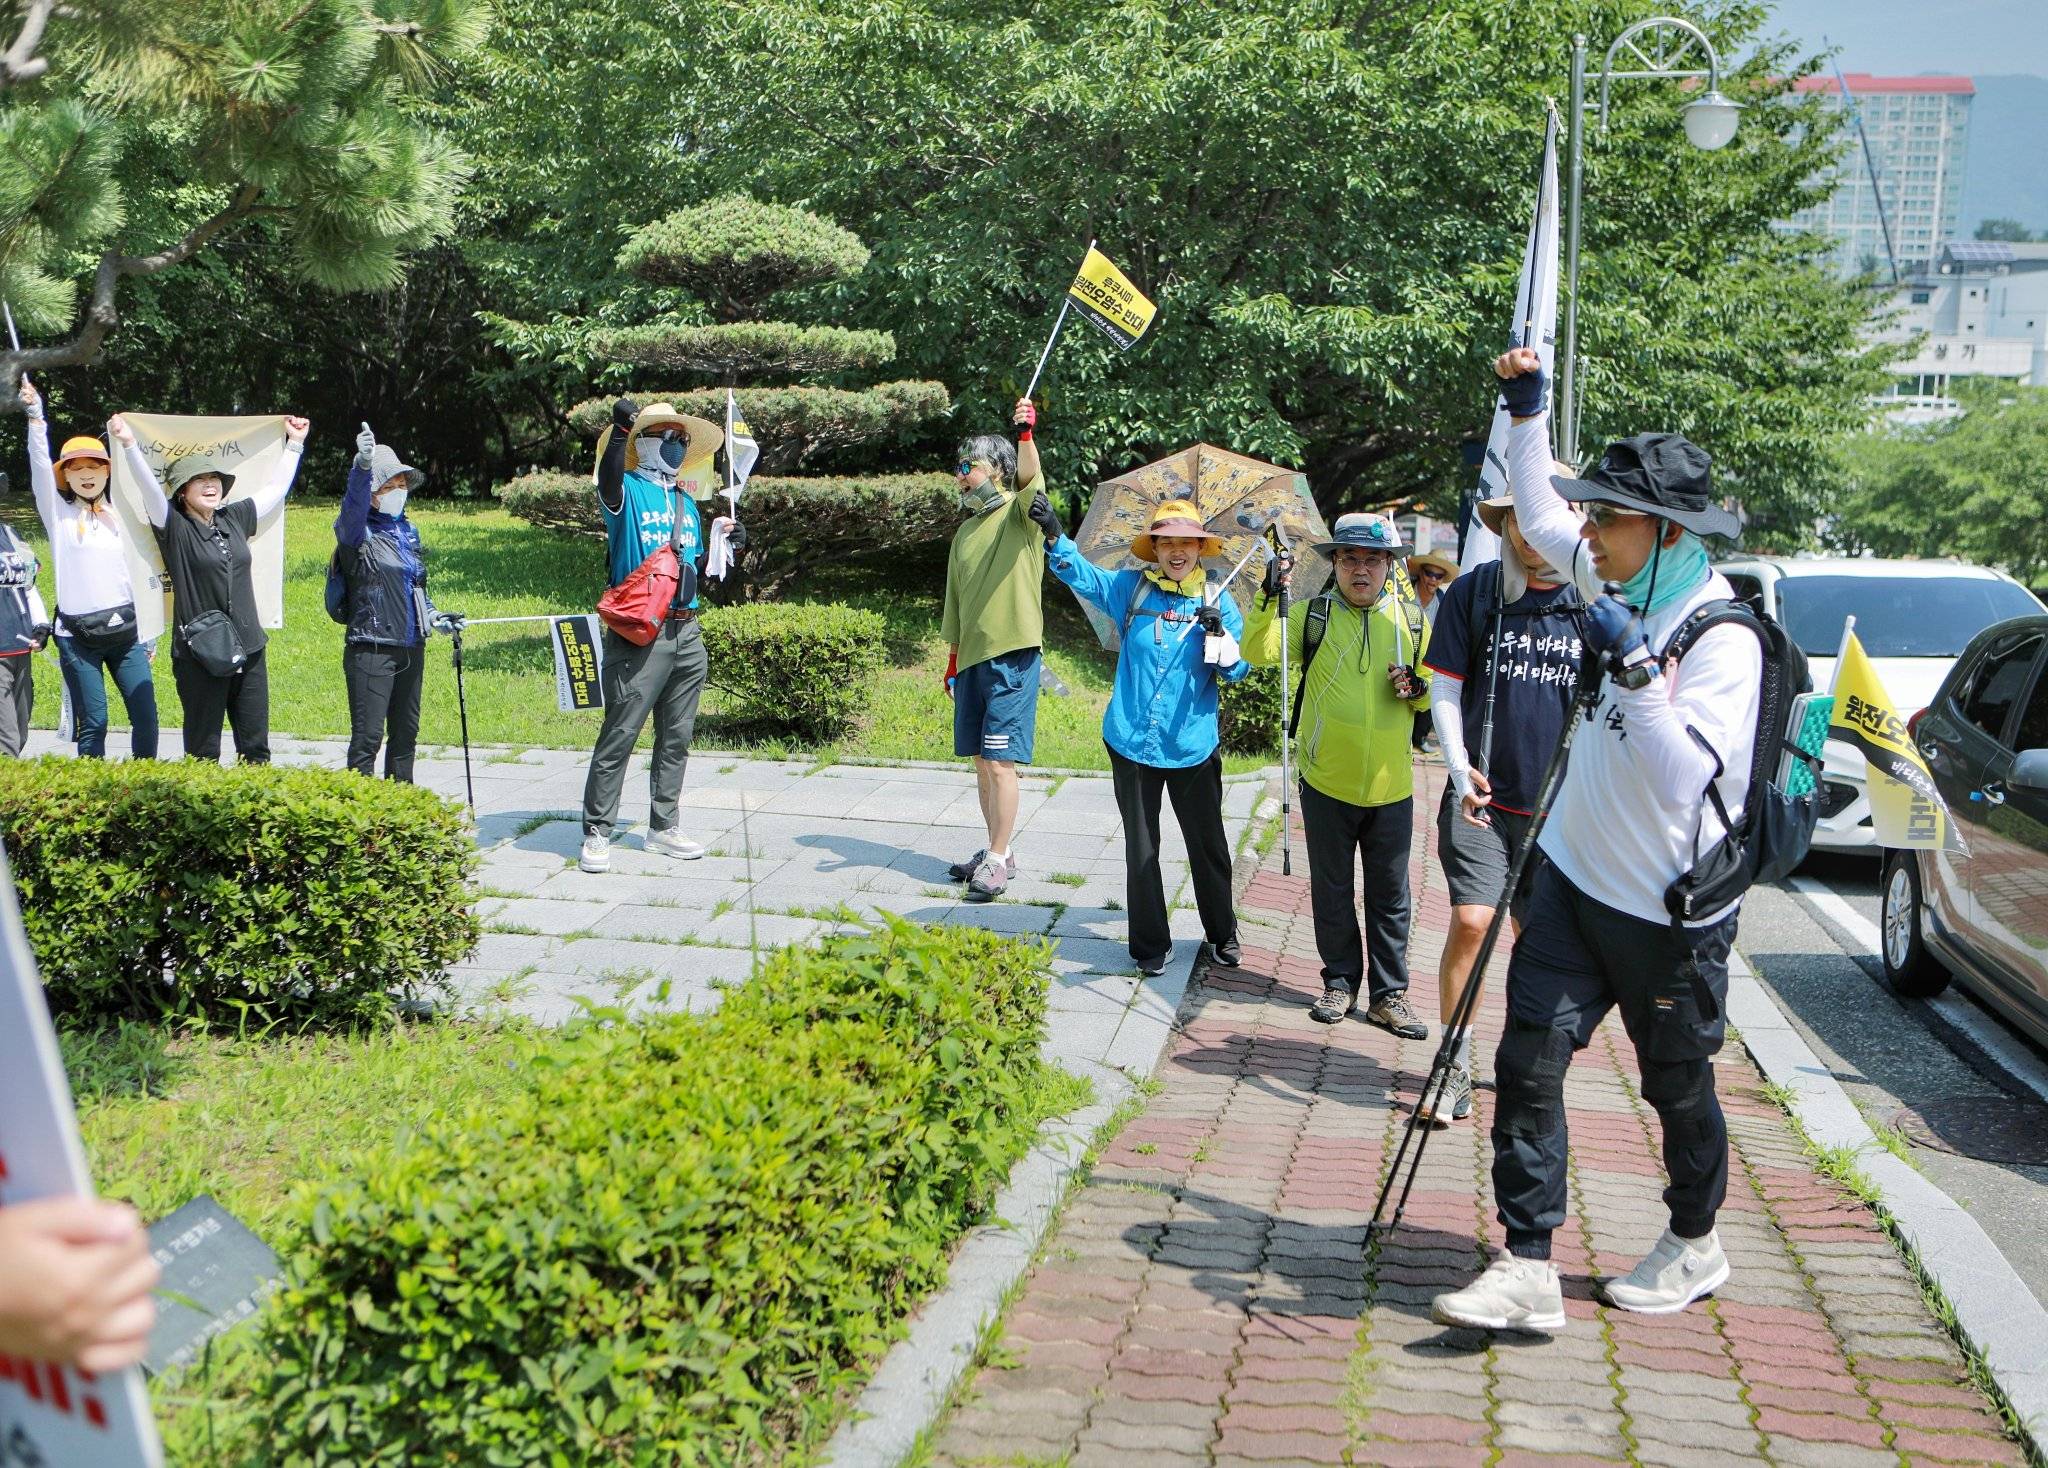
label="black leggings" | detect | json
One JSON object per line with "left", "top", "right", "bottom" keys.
{"left": 174, "top": 648, "right": 269, "bottom": 764}
{"left": 344, "top": 641, "right": 426, "bottom": 781}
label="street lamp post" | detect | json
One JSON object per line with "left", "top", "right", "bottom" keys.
{"left": 1558, "top": 17, "right": 1742, "bottom": 465}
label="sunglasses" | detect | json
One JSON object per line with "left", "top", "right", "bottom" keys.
{"left": 1582, "top": 503, "right": 1648, "bottom": 530}
{"left": 956, "top": 460, "right": 979, "bottom": 476}
{"left": 1415, "top": 568, "right": 1449, "bottom": 583}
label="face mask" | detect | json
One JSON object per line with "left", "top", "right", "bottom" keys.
{"left": 959, "top": 480, "right": 1005, "bottom": 516}
{"left": 376, "top": 487, "right": 409, "bottom": 518}
{"left": 633, "top": 434, "right": 682, "bottom": 483}
{"left": 1619, "top": 528, "right": 1710, "bottom": 617}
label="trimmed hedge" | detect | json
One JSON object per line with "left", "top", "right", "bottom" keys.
{"left": 497, "top": 469, "right": 960, "bottom": 591}
{"left": 0, "top": 758, "right": 478, "bottom": 1027}
{"left": 599, "top": 321, "right": 895, "bottom": 378}
{"left": 260, "top": 918, "right": 1060, "bottom": 1464}
{"left": 703, "top": 603, "right": 886, "bottom": 740}
{"left": 616, "top": 195, "right": 871, "bottom": 311}
{"left": 1219, "top": 662, "right": 1283, "bottom": 756}
{"left": 564, "top": 380, "right": 952, "bottom": 472}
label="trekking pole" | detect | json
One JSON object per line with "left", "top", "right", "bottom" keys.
{"left": 1368, "top": 643, "right": 1608, "bottom": 1237}
{"left": 448, "top": 617, "right": 476, "bottom": 816}
{"left": 1275, "top": 535, "right": 1295, "bottom": 877}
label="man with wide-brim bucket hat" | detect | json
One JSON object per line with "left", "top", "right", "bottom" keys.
{"left": 333, "top": 421, "right": 447, "bottom": 783}
{"left": 1247, "top": 510, "right": 1433, "bottom": 1034}
{"left": 1415, "top": 488, "right": 1584, "bottom": 1129}
{"left": 578, "top": 398, "right": 744, "bottom": 874}
{"left": 1041, "top": 498, "right": 1249, "bottom": 976}
{"left": 131, "top": 413, "right": 310, "bottom": 764}
{"left": 1431, "top": 345, "right": 1761, "bottom": 1337}
{"left": 19, "top": 379, "right": 152, "bottom": 761}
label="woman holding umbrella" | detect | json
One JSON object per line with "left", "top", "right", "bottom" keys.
{"left": 1035, "top": 498, "right": 1247, "bottom": 977}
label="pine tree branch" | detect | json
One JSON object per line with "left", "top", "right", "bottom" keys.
{"left": 1, "top": 0, "right": 58, "bottom": 87}
{"left": 2, "top": 183, "right": 264, "bottom": 394}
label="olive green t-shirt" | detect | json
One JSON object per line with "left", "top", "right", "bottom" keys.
{"left": 940, "top": 470, "right": 1046, "bottom": 670}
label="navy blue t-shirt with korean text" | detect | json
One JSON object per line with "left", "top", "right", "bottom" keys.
{"left": 1422, "top": 567, "right": 1583, "bottom": 815}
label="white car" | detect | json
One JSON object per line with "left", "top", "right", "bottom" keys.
{"left": 1714, "top": 557, "right": 2044, "bottom": 853}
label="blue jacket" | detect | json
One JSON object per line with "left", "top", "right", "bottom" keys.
{"left": 1047, "top": 534, "right": 1249, "bottom": 769}
{"left": 335, "top": 462, "right": 428, "bottom": 645}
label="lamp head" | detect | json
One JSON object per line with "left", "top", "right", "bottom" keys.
{"left": 1682, "top": 90, "right": 1742, "bottom": 150}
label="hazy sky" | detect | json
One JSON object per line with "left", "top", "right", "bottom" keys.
{"left": 1763, "top": 0, "right": 2046, "bottom": 79}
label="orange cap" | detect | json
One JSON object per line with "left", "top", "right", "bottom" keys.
{"left": 54, "top": 436, "right": 111, "bottom": 470}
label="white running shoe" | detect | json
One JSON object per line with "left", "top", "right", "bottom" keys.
{"left": 645, "top": 827, "right": 706, "bottom": 861}
{"left": 579, "top": 835, "right": 611, "bottom": 873}
{"left": 1431, "top": 1256, "right": 1567, "bottom": 1334}
{"left": 1602, "top": 1229, "right": 1729, "bottom": 1314}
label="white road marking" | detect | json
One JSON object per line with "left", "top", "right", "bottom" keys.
{"left": 1789, "top": 875, "right": 2048, "bottom": 1108}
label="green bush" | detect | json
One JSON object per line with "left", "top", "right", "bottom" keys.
{"left": 599, "top": 321, "right": 894, "bottom": 378}
{"left": 703, "top": 602, "right": 886, "bottom": 740}
{"left": 616, "top": 195, "right": 872, "bottom": 312}
{"left": 497, "top": 469, "right": 961, "bottom": 591}
{"left": 260, "top": 919, "right": 1061, "bottom": 1465}
{"left": 564, "top": 380, "right": 953, "bottom": 472}
{"left": 1219, "top": 661, "right": 1283, "bottom": 756}
{"left": 0, "top": 759, "right": 478, "bottom": 1027}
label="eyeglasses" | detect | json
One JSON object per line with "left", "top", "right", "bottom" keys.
{"left": 1582, "top": 503, "right": 1648, "bottom": 529}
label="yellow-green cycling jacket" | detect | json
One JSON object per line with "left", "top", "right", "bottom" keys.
{"left": 1243, "top": 588, "right": 1431, "bottom": 809}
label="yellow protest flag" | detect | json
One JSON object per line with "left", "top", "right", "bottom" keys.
{"left": 1827, "top": 629, "right": 1965, "bottom": 853}
{"left": 1067, "top": 245, "right": 1158, "bottom": 351}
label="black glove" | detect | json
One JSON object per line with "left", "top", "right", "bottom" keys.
{"left": 611, "top": 398, "right": 640, "bottom": 433}
{"left": 1028, "top": 489, "right": 1062, "bottom": 542}
{"left": 1499, "top": 361, "right": 1547, "bottom": 418}
{"left": 1261, "top": 549, "right": 1293, "bottom": 602}
{"left": 1197, "top": 603, "right": 1223, "bottom": 636}
{"left": 726, "top": 522, "right": 748, "bottom": 553}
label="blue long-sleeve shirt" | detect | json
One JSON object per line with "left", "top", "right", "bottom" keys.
{"left": 336, "top": 461, "right": 426, "bottom": 644}
{"left": 1047, "top": 534, "right": 1249, "bottom": 769}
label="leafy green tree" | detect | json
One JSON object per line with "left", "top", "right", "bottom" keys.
{"left": 1974, "top": 219, "right": 2040, "bottom": 243}
{"left": 0, "top": 0, "right": 486, "bottom": 398}
{"left": 1832, "top": 379, "right": 2048, "bottom": 585}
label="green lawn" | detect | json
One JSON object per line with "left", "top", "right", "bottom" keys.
{"left": 7, "top": 499, "right": 1272, "bottom": 773}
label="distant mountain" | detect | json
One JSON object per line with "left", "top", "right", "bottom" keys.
{"left": 1960, "top": 74, "right": 2048, "bottom": 236}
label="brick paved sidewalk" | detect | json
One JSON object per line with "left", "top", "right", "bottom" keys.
{"left": 928, "top": 762, "right": 2029, "bottom": 1468}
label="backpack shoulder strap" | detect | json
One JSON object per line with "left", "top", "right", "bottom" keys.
{"left": 1120, "top": 573, "right": 1150, "bottom": 640}
{"left": 1661, "top": 598, "right": 1747, "bottom": 662}
{"left": 1288, "top": 595, "right": 1334, "bottom": 740}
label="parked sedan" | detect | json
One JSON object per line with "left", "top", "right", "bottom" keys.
{"left": 1880, "top": 615, "right": 2048, "bottom": 1051}
{"left": 1717, "top": 557, "right": 2043, "bottom": 852}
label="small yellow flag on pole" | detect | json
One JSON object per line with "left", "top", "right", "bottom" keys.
{"left": 1066, "top": 244, "right": 1158, "bottom": 350}
{"left": 1827, "top": 626, "right": 1966, "bottom": 853}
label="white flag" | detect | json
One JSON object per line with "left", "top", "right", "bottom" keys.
{"left": 724, "top": 389, "right": 759, "bottom": 505}
{"left": 1462, "top": 107, "right": 1561, "bottom": 572}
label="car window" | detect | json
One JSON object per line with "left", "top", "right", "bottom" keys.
{"left": 1723, "top": 572, "right": 1764, "bottom": 607}
{"left": 1960, "top": 633, "right": 2043, "bottom": 745}
{"left": 2016, "top": 661, "right": 2048, "bottom": 754}
{"left": 1775, "top": 574, "right": 2043, "bottom": 658}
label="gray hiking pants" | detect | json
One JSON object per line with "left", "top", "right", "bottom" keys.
{"left": 581, "top": 617, "right": 708, "bottom": 839}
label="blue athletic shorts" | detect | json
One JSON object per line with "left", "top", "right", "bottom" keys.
{"left": 953, "top": 648, "right": 1041, "bottom": 764}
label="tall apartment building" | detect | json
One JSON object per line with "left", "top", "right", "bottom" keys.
{"left": 1786, "top": 74, "right": 1973, "bottom": 279}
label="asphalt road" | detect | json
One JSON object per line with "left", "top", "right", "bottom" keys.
{"left": 1740, "top": 849, "right": 2048, "bottom": 1313}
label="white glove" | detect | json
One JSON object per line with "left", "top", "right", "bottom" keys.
{"left": 1205, "top": 629, "right": 1241, "bottom": 667}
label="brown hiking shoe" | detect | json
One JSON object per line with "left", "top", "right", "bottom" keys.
{"left": 1365, "top": 994, "right": 1429, "bottom": 1040}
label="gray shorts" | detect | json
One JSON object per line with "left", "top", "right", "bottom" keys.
{"left": 1437, "top": 785, "right": 1539, "bottom": 920}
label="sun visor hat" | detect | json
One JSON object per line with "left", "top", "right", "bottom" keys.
{"left": 54, "top": 436, "right": 111, "bottom": 471}
{"left": 1311, "top": 511, "right": 1405, "bottom": 556}
{"left": 1130, "top": 499, "right": 1223, "bottom": 562}
{"left": 1550, "top": 433, "right": 1739, "bottom": 539}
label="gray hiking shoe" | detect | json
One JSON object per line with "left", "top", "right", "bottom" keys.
{"left": 1309, "top": 983, "right": 1355, "bottom": 1024}
{"left": 1365, "top": 993, "right": 1429, "bottom": 1040}
{"left": 1602, "top": 1229, "right": 1729, "bottom": 1315}
{"left": 1415, "top": 1063, "right": 1473, "bottom": 1125}
{"left": 949, "top": 848, "right": 1017, "bottom": 882}
{"left": 1432, "top": 1256, "right": 1567, "bottom": 1334}
{"left": 964, "top": 851, "right": 1010, "bottom": 903}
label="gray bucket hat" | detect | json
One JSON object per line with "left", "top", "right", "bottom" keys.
{"left": 369, "top": 444, "right": 425, "bottom": 494}
{"left": 167, "top": 454, "right": 235, "bottom": 496}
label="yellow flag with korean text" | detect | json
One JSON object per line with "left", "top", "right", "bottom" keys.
{"left": 1067, "top": 245, "right": 1158, "bottom": 350}
{"left": 1828, "top": 630, "right": 1965, "bottom": 853}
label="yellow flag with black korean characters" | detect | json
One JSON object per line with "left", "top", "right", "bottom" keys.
{"left": 1067, "top": 245, "right": 1158, "bottom": 350}
{"left": 1828, "top": 630, "right": 1965, "bottom": 853}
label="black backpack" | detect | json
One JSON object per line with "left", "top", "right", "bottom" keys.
{"left": 1661, "top": 596, "right": 1820, "bottom": 927}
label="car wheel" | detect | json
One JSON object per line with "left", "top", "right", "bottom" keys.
{"left": 1881, "top": 850, "right": 1951, "bottom": 999}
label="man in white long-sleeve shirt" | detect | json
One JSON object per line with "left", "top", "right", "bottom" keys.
{"left": 1433, "top": 346, "right": 1760, "bottom": 1334}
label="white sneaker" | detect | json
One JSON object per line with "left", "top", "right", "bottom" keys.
{"left": 1432, "top": 1256, "right": 1567, "bottom": 1334}
{"left": 579, "top": 835, "right": 611, "bottom": 873}
{"left": 645, "top": 828, "right": 705, "bottom": 861}
{"left": 1601, "top": 1228, "right": 1728, "bottom": 1314}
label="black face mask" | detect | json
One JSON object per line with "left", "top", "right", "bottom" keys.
{"left": 658, "top": 437, "right": 686, "bottom": 470}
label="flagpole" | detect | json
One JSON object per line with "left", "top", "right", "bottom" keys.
{"left": 1023, "top": 238, "right": 1093, "bottom": 402}
{"left": 1832, "top": 615, "right": 1857, "bottom": 694}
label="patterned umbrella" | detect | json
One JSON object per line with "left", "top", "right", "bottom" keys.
{"left": 1071, "top": 443, "right": 1331, "bottom": 651}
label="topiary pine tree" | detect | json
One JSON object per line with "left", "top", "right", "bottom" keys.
{"left": 537, "top": 195, "right": 956, "bottom": 592}
{"left": 1, "top": 0, "right": 485, "bottom": 399}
